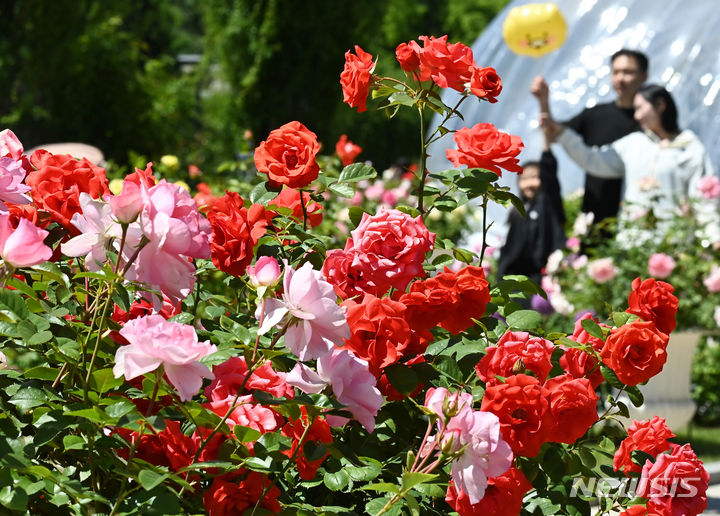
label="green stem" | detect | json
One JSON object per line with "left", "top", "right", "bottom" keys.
{"left": 417, "top": 106, "right": 428, "bottom": 215}
{"left": 479, "top": 195, "right": 489, "bottom": 264}
{"left": 84, "top": 282, "right": 117, "bottom": 397}
{"left": 299, "top": 189, "right": 308, "bottom": 231}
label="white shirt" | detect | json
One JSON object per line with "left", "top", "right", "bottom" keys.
{"left": 557, "top": 128, "right": 715, "bottom": 220}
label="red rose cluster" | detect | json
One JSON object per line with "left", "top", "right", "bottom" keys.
{"left": 26, "top": 149, "right": 110, "bottom": 234}
{"left": 340, "top": 34, "right": 502, "bottom": 115}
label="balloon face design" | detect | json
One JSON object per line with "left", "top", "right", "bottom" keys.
{"left": 502, "top": 3, "right": 567, "bottom": 57}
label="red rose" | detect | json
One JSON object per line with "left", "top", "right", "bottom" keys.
{"left": 267, "top": 187, "right": 323, "bottom": 228}
{"left": 401, "top": 265, "right": 490, "bottom": 335}
{"left": 204, "top": 471, "right": 281, "bottom": 515}
{"left": 5, "top": 202, "right": 48, "bottom": 229}
{"left": 417, "top": 35, "right": 475, "bottom": 91}
{"left": 254, "top": 121, "right": 320, "bottom": 188}
{"left": 341, "top": 295, "right": 421, "bottom": 376}
{"left": 205, "top": 357, "right": 293, "bottom": 403}
{"left": 469, "top": 66, "right": 502, "bottom": 103}
{"left": 544, "top": 374, "right": 599, "bottom": 444}
{"left": 626, "top": 277, "right": 678, "bottom": 335}
{"left": 480, "top": 374, "right": 554, "bottom": 457}
{"left": 395, "top": 41, "right": 421, "bottom": 72}
{"left": 335, "top": 134, "right": 362, "bottom": 166}
{"left": 208, "top": 191, "right": 267, "bottom": 277}
{"left": 125, "top": 162, "right": 157, "bottom": 188}
{"left": 637, "top": 443, "right": 709, "bottom": 516}
{"left": 445, "top": 467, "right": 532, "bottom": 516}
{"left": 281, "top": 407, "right": 332, "bottom": 480}
{"left": 600, "top": 320, "right": 669, "bottom": 386}
{"left": 340, "top": 45, "right": 375, "bottom": 112}
{"left": 475, "top": 330, "right": 554, "bottom": 386}
{"left": 446, "top": 123, "right": 524, "bottom": 176}
{"left": 26, "top": 149, "right": 110, "bottom": 232}
{"left": 559, "top": 312, "right": 607, "bottom": 388}
{"left": 614, "top": 416, "right": 675, "bottom": 475}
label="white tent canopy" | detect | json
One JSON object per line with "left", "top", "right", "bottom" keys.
{"left": 427, "top": 0, "right": 720, "bottom": 246}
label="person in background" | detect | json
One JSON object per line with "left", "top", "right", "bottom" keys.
{"left": 496, "top": 96, "right": 566, "bottom": 288}
{"left": 542, "top": 84, "right": 716, "bottom": 232}
{"left": 533, "top": 49, "right": 649, "bottom": 231}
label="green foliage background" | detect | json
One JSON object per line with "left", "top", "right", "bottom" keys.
{"left": 0, "top": 0, "right": 509, "bottom": 172}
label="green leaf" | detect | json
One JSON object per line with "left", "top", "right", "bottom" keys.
{"left": 431, "top": 253, "right": 453, "bottom": 266}
{"left": 90, "top": 368, "right": 124, "bottom": 394}
{"left": 0, "top": 485, "right": 28, "bottom": 511}
{"left": 387, "top": 92, "right": 416, "bottom": 107}
{"left": 626, "top": 385, "right": 644, "bottom": 407}
{"left": 63, "top": 435, "right": 86, "bottom": 450}
{"left": 31, "top": 262, "right": 71, "bottom": 288}
{"left": 66, "top": 406, "right": 110, "bottom": 424}
{"left": 384, "top": 364, "right": 419, "bottom": 395}
{"left": 138, "top": 469, "right": 169, "bottom": 491}
{"left": 601, "top": 365, "right": 625, "bottom": 390}
{"left": 23, "top": 366, "right": 58, "bottom": 381}
{"left": 28, "top": 330, "right": 53, "bottom": 346}
{"left": 432, "top": 355, "right": 463, "bottom": 381}
{"left": 338, "top": 163, "right": 377, "bottom": 183}
{"left": 452, "top": 247, "right": 476, "bottom": 264}
{"left": 328, "top": 182, "right": 355, "bottom": 198}
{"left": 323, "top": 469, "right": 350, "bottom": 491}
{"left": 104, "top": 399, "right": 137, "bottom": 420}
{"left": 9, "top": 386, "right": 48, "bottom": 411}
{"left": 612, "top": 311, "right": 635, "bottom": 327}
{"left": 233, "top": 425, "right": 262, "bottom": 443}
{"left": 400, "top": 472, "right": 437, "bottom": 491}
{"left": 361, "top": 482, "right": 400, "bottom": 494}
{"left": 345, "top": 459, "right": 382, "bottom": 482}
{"left": 506, "top": 310, "right": 542, "bottom": 331}
{"left": 348, "top": 206, "right": 370, "bottom": 228}
{"left": 580, "top": 319, "right": 604, "bottom": 340}
{"left": 0, "top": 289, "right": 29, "bottom": 321}
{"left": 250, "top": 182, "right": 278, "bottom": 205}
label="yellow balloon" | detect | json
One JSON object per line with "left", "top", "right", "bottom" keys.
{"left": 503, "top": 3, "right": 567, "bottom": 57}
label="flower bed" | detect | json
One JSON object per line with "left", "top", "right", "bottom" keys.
{"left": 0, "top": 34, "right": 711, "bottom": 516}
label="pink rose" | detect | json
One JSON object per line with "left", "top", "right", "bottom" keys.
{"left": 287, "top": 348, "right": 383, "bottom": 432}
{"left": 113, "top": 315, "right": 217, "bottom": 401}
{"left": 648, "top": 253, "right": 676, "bottom": 279}
{"left": 637, "top": 443, "right": 709, "bottom": 516}
{"left": 348, "top": 207, "right": 435, "bottom": 294}
{"left": 0, "top": 213, "right": 52, "bottom": 268}
{"left": 703, "top": 266, "right": 720, "bottom": 293}
{"left": 566, "top": 237, "right": 580, "bottom": 252}
{"left": 587, "top": 257, "right": 618, "bottom": 284}
{"left": 259, "top": 261, "right": 350, "bottom": 361}
{"left": 697, "top": 175, "right": 720, "bottom": 199}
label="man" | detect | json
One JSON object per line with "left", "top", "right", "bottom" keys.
{"left": 533, "top": 49, "right": 649, "bottom": 226}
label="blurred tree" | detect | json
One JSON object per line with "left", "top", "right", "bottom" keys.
{"left": 0, "top": 0, "right": 198, "bottom": 162}
{"left": 0, "top": 0, "right": 509, "bottom": 171}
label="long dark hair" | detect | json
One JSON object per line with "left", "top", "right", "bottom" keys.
{"left": 638, "top": 84, "right": 680, "bottom": 134}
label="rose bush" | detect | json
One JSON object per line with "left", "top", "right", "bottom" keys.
{"left": 0, "top": 33, "right": 710, "bottom": 516}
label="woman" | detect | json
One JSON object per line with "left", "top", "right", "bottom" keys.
{"left": 546, "top": 84, "right": 715, "bottom": 222}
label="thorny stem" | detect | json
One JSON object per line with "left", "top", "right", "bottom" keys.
{"left": 252, "top": 297, "right": 266, "bottom": 362}
{"left": 479, "top": 195, "right": 490, "bottom": 264}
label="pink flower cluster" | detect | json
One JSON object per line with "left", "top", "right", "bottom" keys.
{"left": 323, "top": 208, "right": 435, "bottom": 299}
{"left": 0, "top": 129, "right": 32, "bottom": 210}
{"left": 62, "top": 165, "right": 211, "bottom": 306}
{"left": 424, "top": 387, "right": 513, "bottom": 505}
